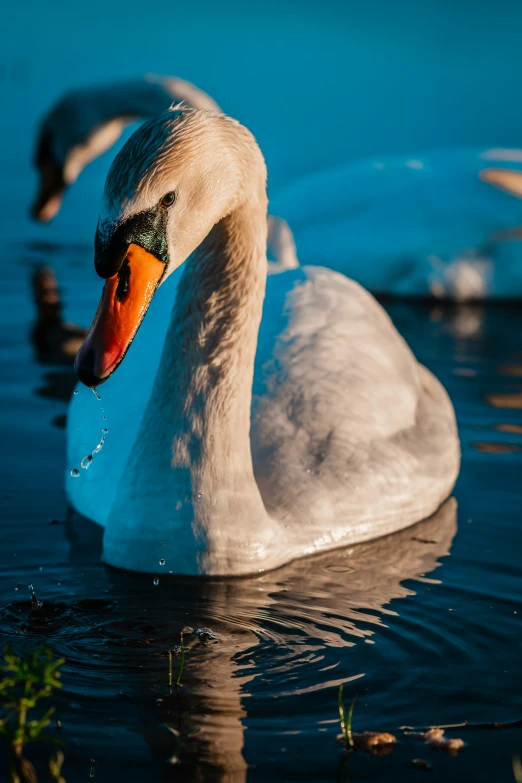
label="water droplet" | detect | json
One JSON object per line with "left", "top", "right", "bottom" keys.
{"left": 159, "top": 559, "right": 165, "bottom": 566}
{"left": 197, "top": 492, "right": 203, "bottom": 498}
{"left": 73, "top": 390, "right": 79, "bottom": 395}
{"left": 103, "top": 415, "right": 107, "bottom": 420}
{"left": 28, "top": 583, "right": 41, "bottom": 611}
{"left": 70, "top": 469, "right": 80, "bottom": 478}
{"left": 39, "top": 566, "right": 43, "bottom": 572}
{"left": 79, "top": 428, "right": 108, "bottom": 471}
{"left": 92, "top": 388, "right": 102, "bottom": 401}
{"left": 153, "top": 578, "right": 159, "bottom": 586}
{"left": 92, "top": 429, "right": 107, "bottom": 455}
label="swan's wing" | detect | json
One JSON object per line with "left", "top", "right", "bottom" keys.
{"left": 252, "top": 267, "right": 459, "bottom": 547}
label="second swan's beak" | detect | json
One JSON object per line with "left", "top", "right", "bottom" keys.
{"left": 75, "top": 244, "right": 165, "bottom": 387}
{"left": 31, "top": 164, "right": 66, "bottom": 222}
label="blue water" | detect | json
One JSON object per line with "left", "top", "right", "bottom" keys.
{"left": 2, "top": 1, "right": 522, "bottom": 780}
{"left": 2, "top": 241, "right": 522, "bottom": 781}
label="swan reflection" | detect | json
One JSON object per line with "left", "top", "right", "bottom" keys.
{"left": 72, "top": 498, "right": 456, "bottom": 780}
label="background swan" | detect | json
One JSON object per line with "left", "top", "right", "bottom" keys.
{"left": 33, "top": 77, "right": 522, "bottom": 299}
{"left": 32, "top": 74, "right": 220, "bottom": 222}
{"left": 67, "top": 105, "right": 459, "bottom": 576}
{"left": 270, "top": 147, "right": 522, "bottom": 299}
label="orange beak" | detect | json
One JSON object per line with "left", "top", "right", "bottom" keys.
{"left": 75, "top": 243, "right": 165, "bottom": 386}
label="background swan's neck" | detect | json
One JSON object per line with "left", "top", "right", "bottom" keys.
{"left": 87, "top": 76, "right": 221, "bottom": 124}
{"left": 61, "top": 77, "right": 221, "bottom": 183}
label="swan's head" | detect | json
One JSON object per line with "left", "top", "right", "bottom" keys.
{"left": 75, "top": 105, "right": 266, "bottom": 387}
{"left": 31, "top": 90, "right": 130, "bottom": 222}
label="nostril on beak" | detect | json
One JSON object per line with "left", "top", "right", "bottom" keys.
{"left": 75, "top": 348, "right": 102, "bottom": 387}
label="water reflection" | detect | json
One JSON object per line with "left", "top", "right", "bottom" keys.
{"left": 164, "top": 499, "right": 456, "bottom": 779}
{"left": 31, "top": 265, "right": 85, "bottom": 407}
{"left": 46, "top": 498, "right": 456, "bottom": 780}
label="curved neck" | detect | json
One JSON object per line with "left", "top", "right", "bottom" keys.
{"left": 87, "top": 76, "right": 221, "bottom": 125}
{"left": 109, "top": 193, "right": 271, "bottom": 573}
{"left": 62, "top": 77, "right": 221, "bottom": 181}
{"left": 169, "top": 200, "right": 268, "bottom": 478}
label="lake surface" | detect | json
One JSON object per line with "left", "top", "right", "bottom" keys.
{"left": 1, "top": 231, "right": 522, "bottom": 782}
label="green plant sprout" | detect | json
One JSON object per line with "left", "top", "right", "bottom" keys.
{"left": 49, "top": 751, "right": 66, "bottom": 783}
{"left": 338, "top": 684, "right": 356, "bottom": 751}
{"left": 0, "top": 646, "right": 65, "bottom": 783}
{"left": 176, "top": 634, "right": 185, "bottom": 689}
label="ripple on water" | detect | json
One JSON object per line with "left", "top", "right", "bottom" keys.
{"left": 4, "top": 268, "right": 522, "bottom": 778}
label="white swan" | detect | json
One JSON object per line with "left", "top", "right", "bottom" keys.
{"left": 270, "top": 147, "right": 522, "bottom": 299}
{"left": 32, "top": 74, "right": 220, "bottom": 222}
{"left": 66, "top": 105, "right": 460, "bottom": 576}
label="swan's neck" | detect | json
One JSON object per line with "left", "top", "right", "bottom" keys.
{"left": 89, "top": 79, "right": 173, "bottom": 124}
{"left": 88, "top": 77, "right": 219, "bottom": 124}
{"left": 62, "top": 78, "right": 220, "bottom": 183}
{"left": 169, "top": 199, "right": 268, "bottom": 482}
{"left": 61, "top": 80, "right": 172, "bottom": 182}
{"left": 108, "top": 194, "right": 275, "bottom": 573}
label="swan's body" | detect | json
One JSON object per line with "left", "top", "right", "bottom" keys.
{"left": 67, "top": 106, "right": 459, "bottom": 576}
{"left": 270, "top": 147, "right": 522, "bottom": 299}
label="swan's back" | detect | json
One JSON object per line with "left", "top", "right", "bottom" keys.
{"left": 252, "top": 267, "right": 459, "bottom": 547}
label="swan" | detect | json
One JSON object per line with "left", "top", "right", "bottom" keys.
{"left": 32, "top": 74, "right": 220, "bottom": 222}
{"left": 270, "top": 147, "right": 522, "bottom": 299}
{"left": 67, "top": 105, "right": 460, "bottom": 576}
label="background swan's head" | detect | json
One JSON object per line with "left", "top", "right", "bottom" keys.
{"left": 32, "top": 89, "right": 130, "bottom": 222}
{"left": 75, "top": 106, "right": 267, "bottom": 387}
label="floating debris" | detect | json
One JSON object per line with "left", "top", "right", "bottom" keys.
{"left": 337, "top": 731, "right": 396, "bottom": 756}
{"left": 423, "top": 728, "right": 464, "bottom": 755}
{"left": 404, "top": 727, "right": 465, "bottom": 756}
{"left": 194, "top": 627, "right": 218, "bottom": 644}
{"left": 412, "top": 758, "right": 432, "bottom": 770}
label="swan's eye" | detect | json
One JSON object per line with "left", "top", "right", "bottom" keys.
{"left": 160, "top": 191, "right": 176, "bottom": 208}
